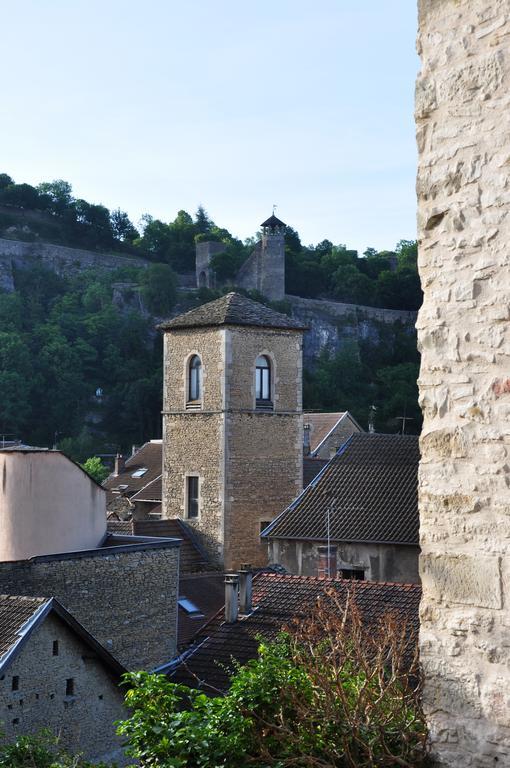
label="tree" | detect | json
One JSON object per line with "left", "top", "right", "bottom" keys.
{"left": 110, "top": 208, "right": 138, "bottom": 243}
{"left": 195, "top": 204, "right": 213, "bottom": 234}
{"left": 37, "top": 179, "right": 73, "bottom": 215}
{"left": 0, "top": 182, "right": 40, "bottom": 209}
{"left": 80, "top": 456, "right": 109, "bottom": 484}
{"left": 140, "top": 264, "right": 178, "bottom": 315}
{"left": 0, "top": 173, "right": 13, "bottom": 190}
{"left": 118, "top": 592, "right": 427, "bottom": 767}
{"left": 0, "top": 730, "right": 110, "bottom": 767}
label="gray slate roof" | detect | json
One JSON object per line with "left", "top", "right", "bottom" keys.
{"left": 159, "top": 292, "right": 306, "bottom": 332}
{"left": 0, "top": 595, "right": 47, "bottom": 657}
{"left": 263, "top": 433, "right": 419, "bottom": 545}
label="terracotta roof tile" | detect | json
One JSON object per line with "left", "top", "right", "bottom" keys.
{"left": 178, "top": 573, "right": 225, "bottom": 647}
{"left": 171, "top": 574, "right": 421, "bottom": 693}
{"left": 264, "top": 433, "right": 419, "bottom": 545}
{"left": 103, "top": 441, "right": 162, "bottom": 501}
{"left": 131, "top": 475, "right": 162, "bottom": 503}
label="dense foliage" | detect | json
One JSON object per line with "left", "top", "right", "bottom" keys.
{"left": 0, "top": 730, "right": 109, "bottom": 767}
{"left": 0, "top": 171, "right": 422, "bottom": 454}
{"left": 118, "top": 594, "right": 428, "bottom": 767}
{"left": 80, "top": 456, "right": 110, "bottom": 484}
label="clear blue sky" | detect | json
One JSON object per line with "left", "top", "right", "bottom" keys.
{"left": 1, "top": 1, "right": 419, "bottom": 253}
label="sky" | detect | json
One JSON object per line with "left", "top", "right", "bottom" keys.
{"left": 1, "top": 1, "right": 420, "bottom": 254}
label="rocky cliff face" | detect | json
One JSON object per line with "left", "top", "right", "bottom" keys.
{"left": 0, "top": 238, "right": 148, "bottom": 292}
{"left": 417, "top": 2, "right": 510, "bottom": 764}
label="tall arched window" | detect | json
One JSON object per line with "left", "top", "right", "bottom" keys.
{"left": 255, "top": 355, "right": 272, "bottom": 408}
{"left": 188, "top": 355, "right": 202, "bottom": 405}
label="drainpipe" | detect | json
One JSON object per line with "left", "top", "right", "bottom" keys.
{"left": 224, "top": 573, "right": 239, "bottom": 623}
{"left": 239, "top": 564, "right": 253, "bottom": 615}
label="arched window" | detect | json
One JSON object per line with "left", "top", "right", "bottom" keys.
{"left": 255, "top": 355, "right": 272, "bottom": 407}
{"left": 188, "top": 355, "right": 202, "bottom": 405}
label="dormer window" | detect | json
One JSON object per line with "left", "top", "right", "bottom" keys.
{"left": 255, "top": 355, "right": 272, "bottom": 410}
{"left": 187, "top": 355, "right": 202, "bottom": 408}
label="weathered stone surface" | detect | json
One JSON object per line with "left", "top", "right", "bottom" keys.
{"left": 417, "top": 1, "right": 510, "bottom": 762}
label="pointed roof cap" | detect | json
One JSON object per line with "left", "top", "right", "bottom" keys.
{"left": 260, "top": 213, "right": 286, "bottom": 229}
{"left": 159, "top": 292, "right": 307, "bottom": 332}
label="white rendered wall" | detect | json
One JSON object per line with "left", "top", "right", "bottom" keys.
{"left": 0, "top": 451, "right": 106, "bottom": 560}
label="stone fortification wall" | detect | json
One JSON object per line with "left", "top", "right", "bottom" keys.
{"left": 0, "top": 237, "right": 148, "bottom": 291}
{"left": 0, "top": 541, "right": 179, "bottom": 670}
{"left": 417, "top": 1, "right": 510, "bottom": 764}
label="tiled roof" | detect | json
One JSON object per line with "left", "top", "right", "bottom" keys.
{"left": 178, "top": 573, "right": 226, "bottom": 647}
{"left": 305, "top": 412, "right": 346, "bottom": 452}
{"left": 106, "top": 518, "right": 212, "bottom": 573}
{"left": 260, "top": 214, "right": 286, "bottom": 229}
{"left": 303, "top": 457, "right": 328, "bottom": 488}
{"left": 131, "top": 475, "right": 162, "bottom": 503}
{"left": 103, "top": 440, "right": 162, "bottom": 501}
{"left": 0, "top": 595, "right": 47, "bottom": 658}
{"left": 171, "top": 574, "right": 421, "bottom": 693}
{"left": 158, "top": 292, "right": 307, "bottom": 332}
{"left": 264, "top": 433, "right": 419, "bottom": 545}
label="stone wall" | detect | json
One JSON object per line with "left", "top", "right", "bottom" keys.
{"left": 0, "top": 613, "right": 125, "bottom": 763}
{"left": 0, "top": 237, "right": 147, "bottom": 291}
{"left": 0, "top": 541, "right": 179, "bottom": 671}
{"left": 417, "top": 2, "right": 510, "bottom": 763}
{"left": 267, "top": 538, "right": 420, "bottom": 583}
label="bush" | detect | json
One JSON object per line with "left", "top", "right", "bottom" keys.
{"left": 80, "top": 456, "right": 109, "bottom": 484}
{"left": 0, "top": 730, "right": 111, "bottom": 767}
{"left": 118, "top": 591, "right": 428, "bottom": 767}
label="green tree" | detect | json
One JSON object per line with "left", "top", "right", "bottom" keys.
{"left": 37, "top": 179, "right": 74, "bottom": 215}
{"left": 140, "top": 263, "right": 178, "bottom": 315}
{"left": 110, "top": 208, "right": 138, "bottom": 243}
{"left": 80, "top": 456, "right": 109, "bottom": 484}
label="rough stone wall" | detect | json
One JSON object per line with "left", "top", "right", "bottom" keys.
{"left": 0, "top": 613, "right": 126, "bottom": 763}
{"left": 0, "top": 237, "right": 147, "bottom": 292}
{"left": 0, "top": 544, "right": 179, "bottom": 670}
{"left": 417, "top": 2, "right": 510, "bottom": 763}
{"left": 268, "top": 538, "right": 420, "bottom": 583}
{"left": 236, "top": 234, "right": 285, "bottom": 301}
{"left": 162, "top": 327, "right": 225, "bottom": 562}
{"left": 224, "top": 327, "right": 302, "bottom": 569}
{"left": 162, "top": 324, "right": 303, "bottom": 569}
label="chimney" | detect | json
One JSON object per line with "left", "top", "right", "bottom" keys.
{"left": 224, "top": 573, "right": 239, "bottom": 623}
{"left": 239, "top": 564, "right": 253, "bottom": 615}
{"left": 114, "top": 454, "right": 125, "bottom": 477}
{"left": 303, "top": 423, "right": 311, "bottom": 456}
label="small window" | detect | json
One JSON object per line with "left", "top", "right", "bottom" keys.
{"left": 255, "top": 355, "right": 272, "bottom": 408}
{"left": 186, "top": 476, "right": 199, "bottom": 519}
{"left": 340, "top": 568, "right": 365, "bottom": 581}
{"left": 131, "top": 468, "right": 148, "bottom": 478}
{"left": 11, "top": 676, "right": 19, "bottom": 692}
{"left": 260, "top": 521, "right": 272, "bottom": 535}
{"left": 187, "top": 355, "right": 202, "bottom": 405}
{"left": 65, "top": 678, "right": 75, "bottom": 697}
{"left": 52, "top": 640, "right": 59, "bottom": 656}
{"left": 178, "top": 597, "right": 204, "bottom": 617}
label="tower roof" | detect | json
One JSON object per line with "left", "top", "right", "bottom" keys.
{"left": 159, "top": 292, "right": 307, "bottom": 332}
{"left": 260, "top": 213, "right": 287, "bottom": 229}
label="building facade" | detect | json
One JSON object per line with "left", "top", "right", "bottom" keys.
{"left": 160, "top": 292, "right": 305, "bottom": 569}
{"left": 417, "top": 1, "right": 510, "bottom": 763}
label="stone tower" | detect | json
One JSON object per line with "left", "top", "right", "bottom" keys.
{"left": 237, "top": 214, "right": 286, "bottom": 301}
{"left": 160, "top": 292, "right": 305, "bottom": 569}
{"left": 417, "top": 1, "right": 510, "bottom": 764}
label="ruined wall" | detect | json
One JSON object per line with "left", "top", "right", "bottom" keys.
{"left": 417, "top": 2, "right": 510, "bottom": 763}
{"left": 0, "top": 542, "right": 179, "bottom": 670}
{"left": 0, "top": 613, "right": 125, "bottom": 763}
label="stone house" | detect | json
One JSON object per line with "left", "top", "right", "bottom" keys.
{"left": 159, "top": 292, "right": 306, "bottom": 570}
{"left": 0, "top": 594, "right": 126, "bottom": 763}
{"left": 0, "top": 446, "right": 180, "bottom": 670}
{"left": 303, "top": 411, "right": 363, "bottom": 459}
{"left": 262, "top": 433, "right": 420, "bottom": 583}
{"left": 170, "top": 572, "right": 421, "bottom": 693}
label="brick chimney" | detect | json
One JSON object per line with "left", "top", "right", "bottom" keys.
{"left": 239, "top": 564, "right": 253, "bottom": 615}
{"left": 114, "top": 454, "right": 125, "bottom": 477}
{"left": 224, "top": 573, "right": 239, "bottom": 623}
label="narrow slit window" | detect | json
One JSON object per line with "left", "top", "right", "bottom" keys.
{"left": 11, "top": 676, "right": 19, "bottom": 692}
{"left": 65, "top": 678, "right": 75, "bottom": 697}
{"left": 188, "top": 355, "right": 202, "bottom": 403}
{"left": 52, "top": 640, "right": 59, "bottom": 656}
{"left": 187, "top": 476, "right": 199, "bottom": 519}
{"left": 255, "top": 356, "right": 271, "bottom": 404}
